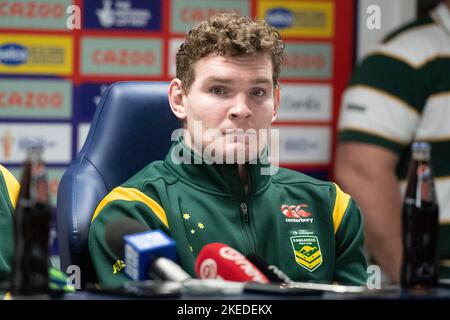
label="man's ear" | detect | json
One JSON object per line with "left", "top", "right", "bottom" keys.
{"left": 168, "top": 79, "right": 187, "bottom": 120}
{"left": 272, "top": 84, "right": 280, "bottom": 123}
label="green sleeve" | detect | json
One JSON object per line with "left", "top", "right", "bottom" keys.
{"left": 0, "top": 171, "right": 15, "bottom": 281}
{"left": 89, "top": 197, "right": 169, "bottom": 288}
{"left": 333, "top": 198, "right": 368, "bottom": 286}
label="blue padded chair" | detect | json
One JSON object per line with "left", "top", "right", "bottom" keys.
{"left": 56, "top": 82, "right": 179, "bottom": 286}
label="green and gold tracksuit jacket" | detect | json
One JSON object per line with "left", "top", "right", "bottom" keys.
{"left": 0, "top": 165, "right": 20, "bottom": 281}
{"left": 89, "top": 139, "right": 368, "bottom": 288}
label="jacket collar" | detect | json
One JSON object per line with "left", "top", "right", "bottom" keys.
{"left": 431, "top": 2, "right": 450, "bottom": 35}
{"left": 163, "top": 137, "right": 272, "bottom": 195}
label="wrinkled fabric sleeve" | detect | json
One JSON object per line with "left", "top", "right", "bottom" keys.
{"left": 89, "top": 190, "right": 169, "bottom": 288}
{"left": 333, "top": 198, "right": 368, "bottom": 286}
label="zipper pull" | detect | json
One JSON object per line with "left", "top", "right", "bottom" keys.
{"left": 241, "top": 202, "right": 249, "bottom": 223}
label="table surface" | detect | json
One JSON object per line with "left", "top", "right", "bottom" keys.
{"left": 4, "top": 286, "right": 450, "bottom": 300}
{"left": 3, "top": 279, "right": 450, "bottom": 300}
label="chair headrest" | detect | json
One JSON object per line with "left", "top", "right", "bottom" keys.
{"left": 57, "top": 81, "right": 180, "bottom": 284}
{"left": 80, "top": 81, "right": 179, "bottom": 190}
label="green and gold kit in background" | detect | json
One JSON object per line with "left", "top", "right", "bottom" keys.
{"left": 0, "top": 165, "right": 20, "bottom": 281}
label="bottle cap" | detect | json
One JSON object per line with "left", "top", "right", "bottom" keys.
{"left": 411, "top": 141, "right": 431, "bottom": 161}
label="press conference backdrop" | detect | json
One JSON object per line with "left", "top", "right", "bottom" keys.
{"left": 0, "top": 0, "right": 355, "bottom": 263}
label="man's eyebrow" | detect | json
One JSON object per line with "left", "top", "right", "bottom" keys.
{"left": 252, "top": 78, "right": 272, "bottom": 85}
{"left": 205, "top": 77, "right": 233, "bottom": 84}
{"left": 204, "top": 77, "right": 272, "bottom": 85}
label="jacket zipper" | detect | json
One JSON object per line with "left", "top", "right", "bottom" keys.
{"left": 238, "top": 165, "right": 256, "bottom": 254}
{"left": 241, "top": 202, "right": 249, "bottom": 223}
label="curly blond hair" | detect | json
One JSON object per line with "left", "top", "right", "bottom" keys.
{"left": 176, "top": 12, "right": 285, "bottom": 93}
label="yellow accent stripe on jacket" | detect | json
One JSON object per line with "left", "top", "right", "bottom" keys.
{"left": 332, "top": 183, "right": 351, "bottom": 234}
{"left": 91, "top": 186, "right": 168, "bottom": 228}
{"left": 0, "top": 164, "right": 20, "bottom": 209}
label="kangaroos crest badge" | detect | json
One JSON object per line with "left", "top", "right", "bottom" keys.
{"left": 290, "top": 235, "right": 322, "bottom": 272}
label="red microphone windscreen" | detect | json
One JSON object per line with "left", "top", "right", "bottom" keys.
{"left": 195, "top": 243, "right": 269, "bottom": 284}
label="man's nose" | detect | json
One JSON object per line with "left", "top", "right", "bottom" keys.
{"left": 229, "top": 94, "right": 252, "bottom": 119}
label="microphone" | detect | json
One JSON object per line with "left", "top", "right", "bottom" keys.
{"left": 102, "top": 222, "right": 326, "bottom": 298}
{"left": 105, "top": 217, "right": 149, "bottom": 254}
{"left": 104, "top": 217, "right": 191, "bottom": 282}
{"left": 195, "top": 243, "right": 270, "bottom": 284}
{"left": 246, "top": 254, "right": 294, "bottom": 285}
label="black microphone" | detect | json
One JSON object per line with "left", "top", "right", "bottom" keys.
{"left": 104, "top": 217, "right": 191, "bottom": 282}
{"left": 105, "top": 217, "right": 149, "bottom": 256}
{"left": 246, "top": 254, "right": 294, "bottom": 285}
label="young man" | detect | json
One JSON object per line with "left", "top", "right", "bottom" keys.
{"left": 89, "top": 13, "right": 368, "bottom": 288}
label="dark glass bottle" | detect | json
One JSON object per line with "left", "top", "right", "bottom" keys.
{"left": 10, "top": 139, "right": 52, "bottom": 295}
{"left": 401, "top": 142, "right": 439, "bottom": 289}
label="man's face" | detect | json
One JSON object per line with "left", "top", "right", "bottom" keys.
{"left": 169, "top": 52, "right": 279, "bottom": 163}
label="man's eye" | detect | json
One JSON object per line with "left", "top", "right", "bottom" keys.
{"left": 210, "top": 87, "right": 227, "bottom": 95}
{"left": 251, "top": 88, "right": 266, "bottom": 97}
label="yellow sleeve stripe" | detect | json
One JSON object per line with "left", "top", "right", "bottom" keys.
{"left": 91, "top": 186, "right": 168, "bottom": 229}
{"left": 0, "top": 164, "right": 20, "bottom": 209}
{"left": 332, "top": 183, "right": 351, "bottom": 234}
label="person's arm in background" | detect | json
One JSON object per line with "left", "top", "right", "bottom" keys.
{"left": 0, "top": 165, "right": 20, "bottom": 280}
{"left": 334, "top": 142, "right": 402, "bottom": 282}
{"left": 334, "top": 14, "right": 435, "bottom": 282}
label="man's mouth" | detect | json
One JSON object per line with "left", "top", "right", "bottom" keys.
{"left": 219, "top": 128, "right": 257, "bottom": 135}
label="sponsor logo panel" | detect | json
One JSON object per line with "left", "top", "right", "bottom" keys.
{"left": 46, "top": 167, "right": 65, "bottom": 208}
{"left": 169, "top": 38, "right": 184, "bottom": 77}
{"left": 0, "top": 123, "right": 71, "bottom": 164}
{"left": 77, "top": 83, "right": 111, "bottom": 120}
{"left": 171, "top": 0, "right": 250, "bottom": 33}
{"left": 278, "top": 83, "right": 331, "bottom": 121}
{"left": 282, "top": 42, "right": 332, "bottom": 79}
{"left": 0, "top": 0, "right": 71, "bottom": 30}
{"left": 77, "top": 123, "right": 90, "bottom": 153}
{"left": 84, "top": 0, "right": 162, "bottom": 30}
{"left": 0, "top": 34, "right": 73, "bottom": 76}
{"left": 8, "top": 166, "right": 65, "bottom": 208}
{"left": 0, "top": 78, "right": 72, "bottom": 119}
{"left": 258, "top": 1, "right": 334, "bottom": 38}
{"left": 274, "top": 126, "right": 331, "bottom": 164}
{"left": 81, "top": 36, "right": 162, "bottom": 76}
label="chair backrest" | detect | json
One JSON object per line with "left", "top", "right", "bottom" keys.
{"left": 56, "top": 81, "right": 179, "bottom": 285}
